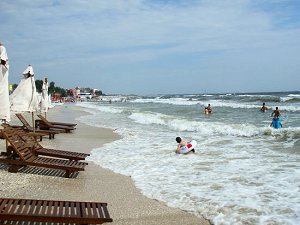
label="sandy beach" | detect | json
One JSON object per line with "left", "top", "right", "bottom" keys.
{"left": 0, "top": 104, "right": 210, "bottom": 225}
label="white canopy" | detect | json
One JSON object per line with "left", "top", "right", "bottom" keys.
{"left": 23, "top": 65, "right": 34, "bottom": 75}
{"left": 10, "top": 65, "right": 39, "bottom": 112}
{"left": 0, "top": 43, "right": 10, "bottom": 122}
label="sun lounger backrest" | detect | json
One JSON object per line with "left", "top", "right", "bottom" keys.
{"left": 15, "top": 113, "right": 33, "bottom": 130}
{"left": 2, "top": 128, "right": 37, "bottom": 162}
{"left": 36, "top": 115, "right": 52, "bottom": 126}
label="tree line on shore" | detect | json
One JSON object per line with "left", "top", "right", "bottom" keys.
{"left": 11, "top": 80, "right": 103, "bottom": 97}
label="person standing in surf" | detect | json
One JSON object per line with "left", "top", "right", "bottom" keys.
{"left": 270, "top": 107, "right": 282, "bottom": 128}
{"left": 271, "top": 107, "right": 281, "bottom": 118}
{"left": 260, "top": 103, "right": 268, "bottom": 112}
{"left": 204, "top": 104, "right": 212, "bottom": 114}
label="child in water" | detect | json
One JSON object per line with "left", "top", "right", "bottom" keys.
{"left": 175, "top": 137, "right": 195, "bottom": 154}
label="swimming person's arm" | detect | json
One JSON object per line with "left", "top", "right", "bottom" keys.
{"left": 176, "top": 144, "right": 181, "bottom": 154}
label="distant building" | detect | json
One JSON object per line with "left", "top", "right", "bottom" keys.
{"left": 51, "top": 93, "right": 62, "bottom": 102}
{"left": 67, "top": 89, "right": 78, "bottom": 97}
{"left": 78, "top": 93, "right": 92, "bottom": 100}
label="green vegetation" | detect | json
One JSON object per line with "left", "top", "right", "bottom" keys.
{"left": 11, "top": 79, "right": 103, "bottom": 98}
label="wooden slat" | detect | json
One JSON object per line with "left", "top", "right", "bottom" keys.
{"left": 58, "top": 201, "right": 64, "bottom": 217}
{"left": 0, "top": 199, "right": 8, "bottom": 212}
{"left": 53, "top": 200, "right": 58, "bottom": 217}
{"left": 47, "top": 200, "right": 53, "bottom": 217}
{"left": 28, "top": 200, "right": 37, "bottom": 215}
{"left": 75, "top": 201, "right": 81, "bottom": 218}
{"left": 86, "top": 202, "right": 93, "bottom": 218}
{"left": 6, "top": 199, "right": 19, "bottom": 215}
{"left": 80, "top": 202, "right": 87, "bottom": 218}
{"left": 35, "top": 200, "right": 43, "bottom": 215}
{"left": 2, "top": 199, "right": 14, "bottom": 214}
{"left": 97, "top": 203, "right": 105, "bottom": 219}
{"left": 64, "top": 201, "right": 69, "bottom": 217}
{"left": 91, "top": 202, "right": 98, "bottom": 218}
{"left": 69, "top": 201, "right": 75, "bottom": 217}
{"left": 102, "top": 203, "right": 110, "bottom": 219}
{"left": 40, "top": 200, "right": 48, "bottom": 215}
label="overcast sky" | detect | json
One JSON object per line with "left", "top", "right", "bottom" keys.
{"left": 1, "top": 0, "right": 300, "bottom": 95}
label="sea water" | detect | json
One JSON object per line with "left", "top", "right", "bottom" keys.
{"left": 75, "top": 92, "right": 300, "bottom": 225}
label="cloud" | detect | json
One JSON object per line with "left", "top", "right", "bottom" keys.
{"left": 1, "top": 0, "right": 300, "bottom": 94}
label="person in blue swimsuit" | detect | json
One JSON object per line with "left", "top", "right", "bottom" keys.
{"left": 270, "top": 107, "right": 282, "bottom": 128}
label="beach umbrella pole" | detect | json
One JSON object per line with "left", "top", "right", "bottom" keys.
{"left": 32, "top": 112, "right": 35, "bottom": 133}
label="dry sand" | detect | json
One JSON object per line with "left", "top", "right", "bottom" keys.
{"left": 0, "top": 104, "right": 210, "bottom": 225}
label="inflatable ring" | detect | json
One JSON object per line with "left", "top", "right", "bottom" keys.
{"left": 179, "top": 140, "right": 197, "bottom": 154}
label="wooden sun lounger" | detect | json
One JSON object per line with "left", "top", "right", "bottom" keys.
{"left": 35, "top": 114, "right": 76, "bottom": 133}
{"left": 15, "top": 113, "right": 62, "bottom": 139}
{"left": 0, "top": 198, "right": 113, "bottom": 224}
{"left": 0, "top": 128, "right": 87, "bottom": 178}
{"left": 37, "top": 114, "right": 77, "bottom": 127}
{"left": 5, "top": 126, "right": 90, "bottom": 161}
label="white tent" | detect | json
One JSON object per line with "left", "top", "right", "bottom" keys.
{"left": 10, "top": 65, "right": 39, "bottom": 131}
{"left": 0, "top": 42, "right": 10, "bottom": 123}
{"left": 40, "top": 77, "right": 49, "bottom": 115}
{"left": 10, "top": 65, "right": 39, "bottom": 112}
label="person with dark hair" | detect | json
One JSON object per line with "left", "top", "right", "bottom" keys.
{"left": 270, "top": 107, "right": 282, "bottom": 128}
{"left": 204, "top": 104, "right": 212, "bottom": 114}
{"left": 271, "top": 107, "right": 280, "bottom": 118}
{"left": 175, "top": 137, "right": 196, "bottom": 154}
{"left": 260, "top": 103, "right": 268, "bottom": 112}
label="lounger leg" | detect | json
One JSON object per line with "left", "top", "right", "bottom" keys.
{"left": 6, "top": 146, "right": 15, "bottom": 159}
{"left": 65, "top": 170, "right": 70, "bottom": 178}
{"left": 8, "top": 164, "right": 22, "bottom": 173}
{"left": 0, "top": 151, "right": 7, "bottom": 156}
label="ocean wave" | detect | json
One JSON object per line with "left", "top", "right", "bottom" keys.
{"left": 129, "top": 112, "right": 167, "bottom": 125}
{"left": 280, "top": 94, "right": 300, "bottom": 102}
{"left": 131, "top": 98, "right": 199, "bottom": 106}
{"left": 76, "top": 102, "right": 124, "bottom": 113}
{"left": 127, "top": 111, "right": 300, "bottom": 138}
{"left": 131, "top": 98, "right": 300, "bottom": 111}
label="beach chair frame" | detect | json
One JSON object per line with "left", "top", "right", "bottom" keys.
{"left": 34, "top": 114, "right": 75, "bottom": 133}
{"left": 15, "top": 113, "right": 62, "bottom": 139}
{"left": 36, "top": 114, "right": 77, "bottom": 127}
{"left": 0, "top": 198, "right": 113, "bottom": 224}
{"left": 0, "top": 128, "right": 87, "bottom": 178}
{"left": 3, "top": 126, "right": 90, "bottom": 161}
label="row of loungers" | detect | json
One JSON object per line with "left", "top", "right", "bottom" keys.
{"left": 0, "top": 117, "right": 113, "bottom": 224}
{"left": 0, "top": 125, "right": 88, "bottom": 177}
{"left": 15, "top": 113, "right": 76, "bottom": 140}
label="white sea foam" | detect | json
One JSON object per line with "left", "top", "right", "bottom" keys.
{"left": 76, "top": 99, "right": 300, "bottom": 225}
{"left": 280, "top": 94, "right": 300, "bottom": 102}
{"left": 131, "top": 97, "right": 199, "bottom": 105}
{"left": 77, "top": 102, "right": 124, "bottom": 113}
{"left": 131, "top": 97, "right": 300, "bottom": 111}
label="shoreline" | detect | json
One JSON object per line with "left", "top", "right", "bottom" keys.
{"left": 0, "top": 104, "right": 210, "bottom": 225}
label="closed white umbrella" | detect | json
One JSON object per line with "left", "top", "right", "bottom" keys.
{"left": 10, "top": 65, "right": 39, "bottom": 131}
{"left": 40, "top": 77, "right": 49, "bottom": 117}
{"left": 0, "top": 42, "right": 10, "bottom": 123}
